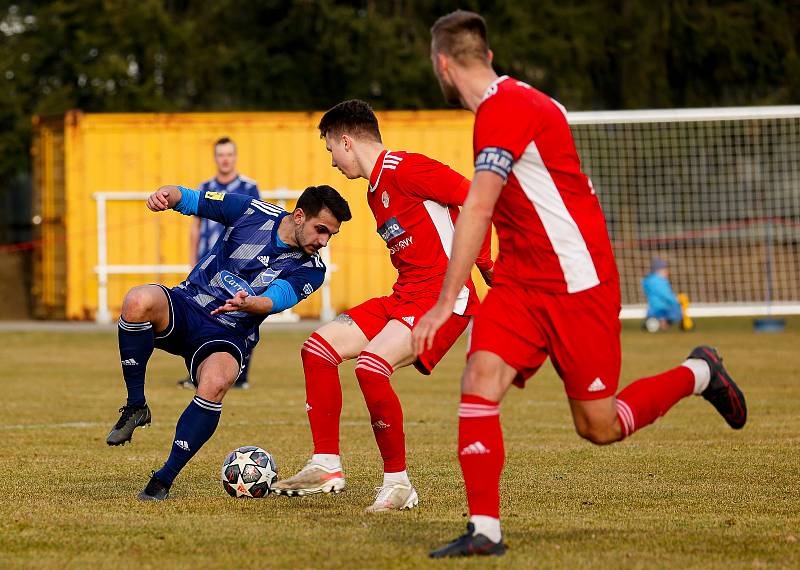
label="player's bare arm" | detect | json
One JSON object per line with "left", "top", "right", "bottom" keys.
{"left": 413, "top": 170, "right": 504, "bottom": 354}
{"left": 210, "top": 291, "right": 274, "bottom": 316}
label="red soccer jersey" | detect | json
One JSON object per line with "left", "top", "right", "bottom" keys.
{"left": 367, "top": 150, "right": 492, "bottom": 315}
{"left": 473, "top": 75, "right": 618, "bottom": 294}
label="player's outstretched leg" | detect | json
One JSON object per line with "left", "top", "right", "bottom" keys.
{"left": 273, "top": 333, "right": 347, "bottom": 496}
{"left": 687, "top": 346, "right": 746, "bottom": 428}
{"left": 611, "top": 346, "right": 745, "bottom": 440}
{"left": 139, "top": 394, "right": 223, "bottom": 501}
{"left": 356, "top": 351, "right": 418, "bottom": 513}
{"left": 138, "top": 351, "right": 236, "bottom": 501}
{"left": 107, "top": 286, "right": 165, "bottom": 446}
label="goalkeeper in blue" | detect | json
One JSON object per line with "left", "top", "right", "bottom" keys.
{"left": 105, "top": 184, "right": 351, "bottom": 501}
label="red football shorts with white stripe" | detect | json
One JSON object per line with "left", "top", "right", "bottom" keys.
{"left": 468, "top": 280, "right": 622, "bottom": 400}
{"left": 346, "top": 291, "right": 471, "bottom": 375}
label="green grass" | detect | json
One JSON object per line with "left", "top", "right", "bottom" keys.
{"left": 1, "top": 317, "right": 799, "bottom": 569}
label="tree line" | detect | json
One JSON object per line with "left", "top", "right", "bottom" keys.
{"left": 1, "top": 0, "right": 798, "bottom": 189}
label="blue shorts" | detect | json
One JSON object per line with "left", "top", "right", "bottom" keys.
{"left": 153, "top": 285, "right": 252, "bottom": 385}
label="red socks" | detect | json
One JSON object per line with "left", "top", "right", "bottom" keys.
{"left": 616, "top": 365, "right": 694, "bottom": 438}
{"left": 303, "top": 339, "right": 408, "bottom": 472}
{"left": 458, "top": 394, "right": 504, "bottom": 518}
{"left": 302, "top": 333, "right": 343, "bottom": 455}
{"left": 355, "top": 352, "right": 406, "bottom": 473}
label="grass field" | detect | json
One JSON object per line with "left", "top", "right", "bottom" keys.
{"left": 1, "top": 317, "right": 799, "bottom": 569}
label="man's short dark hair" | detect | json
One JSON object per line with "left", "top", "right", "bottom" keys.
{"left": 318, "top": 100, "right": 382, "bottom": 143}
{"left": 297, "top": 185, "right": 352, "bottom": 223}
{"left": 215, "top": 136, "right": 236, "bottom": 150}
{"left": 431, "top": 10, "right": 490, "bottom": 64}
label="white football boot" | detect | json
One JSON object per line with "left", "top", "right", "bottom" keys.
{"left": 272, "top": 461, "right": 346, "bottom": 496}
{"left": 364, "top": 482, "right": 419, "bottom": 513}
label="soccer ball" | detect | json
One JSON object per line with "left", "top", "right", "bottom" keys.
{"left": 644, "top": 317, "right": 661, "bottom": 333}
{"left": 220, "top": 445, "right": 277, "bottom": 498}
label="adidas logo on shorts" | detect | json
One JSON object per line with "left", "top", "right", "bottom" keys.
{"left": 588, "top": 377, "right": 607, "bottom": 392}
{"left": 460, "top": 441, "right": 490, "bottom": 455}
{"left": 401, "top": 316, "right": 415, "bottom": 326}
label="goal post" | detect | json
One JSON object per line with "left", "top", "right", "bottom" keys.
{"left": 567, "top": 106, "right": 800, "bottom": 318}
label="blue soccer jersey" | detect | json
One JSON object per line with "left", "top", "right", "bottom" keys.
{"left": 196, "top": 175, "right": 261, "bottom": 258}
{"left": 174, "top": 187, "right": 325, "bottom": 339}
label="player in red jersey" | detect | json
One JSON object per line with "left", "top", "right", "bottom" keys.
{"left": 273, "top": 99, "right": 494, "bottom": 512}
{"left": 413, "top": 11, "right": 748, "bottom": 557}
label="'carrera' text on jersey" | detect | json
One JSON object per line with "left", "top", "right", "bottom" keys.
{"left": 378, "top": 217, "right": 407, "bottom": 243}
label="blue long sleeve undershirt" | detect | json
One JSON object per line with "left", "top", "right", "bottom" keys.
{"left": 261, "top": 279, "right": 299, "bottom": 313}
{"left": 174, "top": 187, "right": 200, "bottom": 215}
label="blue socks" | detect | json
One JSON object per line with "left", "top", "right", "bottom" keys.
{"left": 155, "top": 396, "right": 222, "bottom": 486}
{"left": 118, "top": 318, "right": 154, "bottom": 407}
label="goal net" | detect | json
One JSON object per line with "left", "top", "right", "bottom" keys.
{"left": 568, "top": 107, "right": 800, "bottom": 318}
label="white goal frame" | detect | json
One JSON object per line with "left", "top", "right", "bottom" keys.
{"left": 92, "top": 190, "right": 336, "bottom": 324}
{"left": 567, "top": 105, "right": 800, "bottom": 319}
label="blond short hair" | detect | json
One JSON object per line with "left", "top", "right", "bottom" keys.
{"left": 430, "top": 10, "right": 490, "bottom": 64}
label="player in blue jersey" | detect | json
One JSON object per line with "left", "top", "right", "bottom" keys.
{"left": 105, "top": 183, "right": 351, "bottom": 501}
{"left": 190, "top": 138, "right": 262, "bottom": 264}
{"left": 180, "top": 137, "right": 261, "bottom": 389}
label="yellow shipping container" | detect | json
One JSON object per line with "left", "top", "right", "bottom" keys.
{"left": 31, "top": 110, "right": 490, "bottom": 320}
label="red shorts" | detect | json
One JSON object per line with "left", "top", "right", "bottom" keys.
{"left": 468, "top": 281, "right": 621, "bottom": 400}
{"left": 345, "top": 292, "right": 471, "bottom": 375}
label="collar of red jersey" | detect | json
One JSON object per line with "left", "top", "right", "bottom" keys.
{"left": 368, "top": 150, "right": 394, "bottom": 193}
{"left": 481, "top": 75, "right": 509, "bottom": 103}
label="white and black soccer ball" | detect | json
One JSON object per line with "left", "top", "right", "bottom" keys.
{"left": 221, "top": 446, "right": 277, "bottom": 498}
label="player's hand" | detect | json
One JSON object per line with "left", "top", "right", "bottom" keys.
{"left": 479, "top": 266, "right": 494, "bottom": 287}
{"left": 211, "top": 291, "right": 249, "bottom": 315}
{"left": 146, "top": 188, "right": 171, "bottom": 212}
{"left": 412, "top": 302, "right": 451, "bottom": 355}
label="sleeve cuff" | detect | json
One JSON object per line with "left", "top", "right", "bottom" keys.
{"left": 174, "top": 186, "right": 200, "bottom": 215}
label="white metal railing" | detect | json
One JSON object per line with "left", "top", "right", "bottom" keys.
{"left": 92, "top": 190, "right": 336, "bottom": 324}
{"left": 619, "top": 303, "right": 800, "bottom": 320}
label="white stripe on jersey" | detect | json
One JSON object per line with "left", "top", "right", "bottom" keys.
{"left": 369, "top": 151, "right": 403, "bottom": 192}
{"left": 251, "top": 200, "right": 284, "bottom": 216}
{"left": 512, "top": 141, "right": 600, "bottom": 293}
{"left": 422, "top": 199, "right": 470, "bottom": 315}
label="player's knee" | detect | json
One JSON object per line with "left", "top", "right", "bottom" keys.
{"left": 461, "top": 359, "right": 499, "bottom": 400}
{"left": 461, "top": 367, "right": 481, "bottom": 395}
{"left": 574, "top": 422, "right": 620, "bottom": 445}
{"left": 121, "top": 287, "right": 153, "bottom": 321}
{"left": 197, "top": 374, "right": 232, "bottom": 402}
